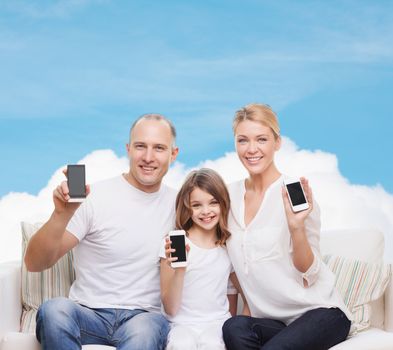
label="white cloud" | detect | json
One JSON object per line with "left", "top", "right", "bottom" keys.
{"left": 1, "top": 138, "right": 392, "bottom": 263}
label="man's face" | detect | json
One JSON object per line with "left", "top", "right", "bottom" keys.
{"left": 126, "top": 119, "right": 178, "bottom": 193}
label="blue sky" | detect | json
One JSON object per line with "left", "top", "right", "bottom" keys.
{"left": 0, "top": 0, "right": 392, "bottom": 197}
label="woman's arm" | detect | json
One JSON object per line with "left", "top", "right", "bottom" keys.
{"left": 282, "top": 177, "right": 321, "bottom": 287}
{"left": 288, "top": 226, "right": 314, "bottom": 274}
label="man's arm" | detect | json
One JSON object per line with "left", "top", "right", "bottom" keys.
{"left": 24, "top": 176, "right": 89, "bottom": 272}
{"left": 24, "top": 215, "right": 79, "bottom": 272}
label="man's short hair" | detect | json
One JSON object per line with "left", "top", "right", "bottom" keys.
{"left": 129, "top": 114, "right": 177, "bottom": 146}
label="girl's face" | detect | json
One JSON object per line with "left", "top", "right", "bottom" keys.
{"left": 189, "top": 187, "right": 221, "bottom": 233}
{"left": 235, "top": 119, "right": 281, "bottom": 176}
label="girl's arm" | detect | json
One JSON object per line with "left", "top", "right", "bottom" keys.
{"left": 160, "top": 259, "right": 186, "bottom": 316}
{"left": 229, "top": 272, "right": 250, "bottom": 316}
{"left": 227, "top": 294, "right": 238, "bottom": 316}
{"left": 160, "top": 237, "right": 188, "bottom": 317}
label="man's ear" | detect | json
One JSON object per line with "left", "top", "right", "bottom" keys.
{"left": 171, "top": 147, "right": 179, "bottom": 162}
{"left": 126, "top": 143, "right": 130, "bottom": 153}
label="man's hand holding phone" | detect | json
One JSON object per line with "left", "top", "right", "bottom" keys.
{"left": 53, "top": 165, "right": 90, "bottom": 217}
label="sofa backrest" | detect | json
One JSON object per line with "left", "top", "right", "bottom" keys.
{"left": 320, "top": 229, "right": 384, "bottom": 263}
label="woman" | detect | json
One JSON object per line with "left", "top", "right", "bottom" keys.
{"left": 222, "top": 103, "right": 352, "bottom": 350}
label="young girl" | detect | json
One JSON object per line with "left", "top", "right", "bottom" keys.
{"left": 222, "top": 103, "right": 352, "bottom": 350}
{"left": 160, "top": 168, "right": 248, "bottom": 350}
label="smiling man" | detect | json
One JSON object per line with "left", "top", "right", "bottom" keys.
{"left": 24, "top": 114, "right": 179, "bottom": 350}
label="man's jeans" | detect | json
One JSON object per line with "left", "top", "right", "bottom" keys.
{"left": 36, "top": 297, "right": 169, "bottom": 350}
{"left": 222, "top": 307, "right": 351, "bottom": 350}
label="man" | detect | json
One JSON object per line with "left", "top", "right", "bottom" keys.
{"left": 24, "top": 114, "right": 179, "bottom": 350}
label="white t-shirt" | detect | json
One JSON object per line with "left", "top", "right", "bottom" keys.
{"left": 226, "top": 176, "right": 352, "bottom": 325}
{"left": 66, "top": 175, "right": 176, "bottom": 312}
{"left": 159, "top": 237, "right": 233, "bottom": 325}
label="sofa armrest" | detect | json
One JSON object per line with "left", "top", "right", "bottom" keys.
{"left": 385, "top": 276, "right": 393, "bottom": 332}
{"left": 0, "top": 261, "right": 22, "bottom": 338}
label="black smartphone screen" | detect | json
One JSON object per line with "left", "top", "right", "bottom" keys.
{"left": 286, "top": 182, "right": 306, "bottom": 206}
{"left": 170, "top": 235, "right": 186, "bottom": 262}
{"left": 67, "top": 165, "right": 86, "bottom": 198}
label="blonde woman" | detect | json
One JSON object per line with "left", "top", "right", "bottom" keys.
{"left": 222, "top": 104, "right": 352, "bottom": 350}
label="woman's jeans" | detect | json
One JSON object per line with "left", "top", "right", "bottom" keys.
{"left": 36, "top": 297, "right": 169, "bottom": 350}
{"left": 222, "top": 307, "right": 351, "bottom": 350}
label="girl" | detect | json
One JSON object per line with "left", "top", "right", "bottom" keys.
{"left": 160, "top": 168, "right": 248, "bottom": 350}
{"left": 222, "top": 103, "right": 352, "bottom": 350}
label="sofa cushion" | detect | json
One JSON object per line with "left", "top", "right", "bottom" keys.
{"left": 321, "top": 229, "right": 386, "bottom": 328}
{"left": 21, "top": 222, "right": 75, "bottom": 333}
{"left": 323, "top": 255, "right": 392, "bottom": 332}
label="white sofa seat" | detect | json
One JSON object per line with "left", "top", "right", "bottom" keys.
{"left": 0, "top": 261, "right": 114, "bottom": 350}
{"left": 1, "top": 332, "right": 115, "bottom": 350}
{"left": 1, "top": 229, "right": 392, "bottom": 349}
{"left": 329, "top": 327, "right": 393, "bottom": 350}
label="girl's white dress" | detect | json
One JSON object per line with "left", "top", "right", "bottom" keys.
{"left": 159, "top": 237, "right": 233, "bottom": 349}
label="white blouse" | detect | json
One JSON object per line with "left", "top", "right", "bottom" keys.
{"left": 226, "top": 176, "right": 352, "bottom": 325}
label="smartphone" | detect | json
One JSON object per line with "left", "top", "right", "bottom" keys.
{"left": 67, "top": 164, "right": 86, "bottom": 202}
{"left": 284, "top": 178, "right": 309, "bottom": 212}
{"left": 169, "top": 230, "right": 187, "bottom": 268}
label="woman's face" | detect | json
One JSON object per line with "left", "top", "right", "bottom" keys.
{"left": 235, "top": 119, "right": 280, "bottom": 176}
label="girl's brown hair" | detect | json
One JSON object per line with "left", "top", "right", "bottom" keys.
{"left": 175, "top": 168, "right": 231, "bottom": 246}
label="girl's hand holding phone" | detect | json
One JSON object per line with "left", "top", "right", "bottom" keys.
{"left": 164, "top": 236, "right": 190, "bottom": 269}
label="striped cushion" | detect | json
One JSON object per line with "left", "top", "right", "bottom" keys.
{"left": 323, "top": 254, "right": 392, "bottom": 332}
{"left": 21, "top": 222, "right": 76, "bottom": 333}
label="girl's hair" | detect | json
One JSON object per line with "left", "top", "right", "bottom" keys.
{"left": 175, "top": 168, "right": 231, "bottom": 246}
{"left": 233, "top": 103, "right": 280, "bottom": 140}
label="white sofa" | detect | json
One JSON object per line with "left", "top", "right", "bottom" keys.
{"left": 0, "top": 229, "right": 392, "bottom": 350}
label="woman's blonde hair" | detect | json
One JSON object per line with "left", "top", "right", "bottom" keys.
{"left": 175, "top": 168, "right": 231, "bottom": 246}
{"left": 233, "top": 103, "right": 280, "bottom": 140}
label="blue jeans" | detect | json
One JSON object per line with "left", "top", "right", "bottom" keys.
{"left": 222, "top": 307, "right": 350, "bottom": 350}
{"left": 36, "top": 297, "right": 169, "bottom": 350}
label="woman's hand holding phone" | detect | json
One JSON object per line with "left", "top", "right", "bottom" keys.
{"left": 282, "top": 177, "right": 313, "bottom": 234}
{"left": 282, "top": 177, "right": 316, "bottom": 275}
